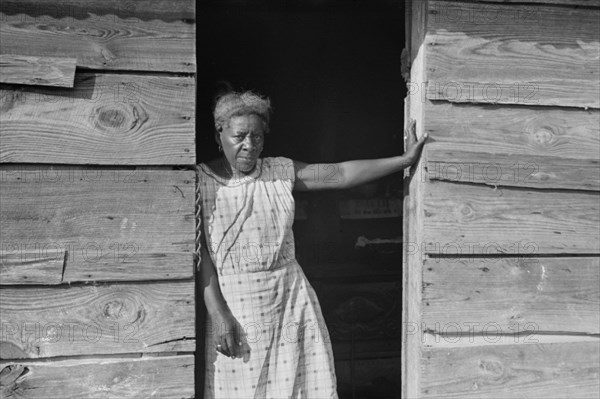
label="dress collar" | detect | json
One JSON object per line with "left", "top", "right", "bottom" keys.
{"left": 199, "top": 158, "right": 263, "bottom": 186}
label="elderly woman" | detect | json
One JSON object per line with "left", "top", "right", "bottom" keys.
{"left": 198, "top": 91, "right": 427, "bottom": 398}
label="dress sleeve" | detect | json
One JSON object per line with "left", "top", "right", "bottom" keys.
{"left": 267, "top": 156, "right": 296, "bottom": 186}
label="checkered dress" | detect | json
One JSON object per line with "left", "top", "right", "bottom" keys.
{"left": 198, "top": 157, "right": 338, "bottom": 398}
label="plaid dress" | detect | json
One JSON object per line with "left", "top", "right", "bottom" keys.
{"left": 199, "top": 157, "right": 338, "bottom": 399}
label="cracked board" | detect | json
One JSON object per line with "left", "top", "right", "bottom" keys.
{"left": 420, "top": 341, "right": 600, "bottom": 398}
{"left": 0, "top": 355, "right": 194, "bottom": 398}
{"left": 0, "top": 1, "right": 195, "bottom": 72}
{"left": 0, "top": 281, "right": 194, "bottom": 358}
{"left": 0, "top": 73, "right": 195, "bottom": 165}
{"left": 422, "top": 257, "right": 600, "bottom": 334}
{"left": 0, "top": 166, "right": 195, "bottom": 284}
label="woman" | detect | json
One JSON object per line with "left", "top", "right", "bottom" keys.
{"left": 198, "top": 91, "right": 427, "bottom": 398}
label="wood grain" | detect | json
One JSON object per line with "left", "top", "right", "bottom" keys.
{"left": 437, "top": 0, "right": 600, "bottom": 7}
{"left": 0, "top": 73, "right": 195, "bottom": 165}
{"left": 422, "top": 102, "right": 600, "bottom": 190}
{"left": 0, "top": 166, "right": 195, "bottom": 283}
{"left": 423, "top": 257, "right": 600, "bottom": 334}
{"left": 421, "top": 341, "right": 600, "bottom": 398}
{"left": 0, "top": 55, "right": 76, "bottom": 88}
{"left": 426, "top": 1, "right": 600, "bottom": 108}
{"left": 0, "top": 4, "right": 195, "bottom": 72}
{"left": 403, "top": 2, "right": 429, "bottom": 396}
{"left": 0, "top": 250, "right": 64, "bottom": 285}
{"left": 0, "top": 281, "right": 195, "bottom": 358}
{"left": 0, "top": 355, "right": 194, "bottom": 398}
{"left": 0, "top": 0, "right": 195, "bottom": 21}
{"left": 423, "top": 181, "right": 600, "bottom": 254}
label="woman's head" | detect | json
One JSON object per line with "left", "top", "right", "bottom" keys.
{"left": 214, "top": 91, "right": 271, "bottom": 134}
{"left": 213, "top": 91, "right": 272, "bottom": 173}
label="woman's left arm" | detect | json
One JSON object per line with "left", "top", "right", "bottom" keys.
{"left": 294, "top": 120, "right": 427, "bottom": 191}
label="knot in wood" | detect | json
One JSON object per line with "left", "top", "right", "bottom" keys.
{"left": 98, "top": 108, "right": 126, "bottom": 129}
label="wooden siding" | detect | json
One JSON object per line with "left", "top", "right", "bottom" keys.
{"left": 0, "top": 166, "right": 195, "bottom": 283}
{"left": 426, "top": 1, "right": 600, "bottom": 108}
{"left": 421, "top": 341, "right": 600, "bottom": 398}
{"left": 0, "top": 74, "right": 196, "bottom": 165}
{"left": 404, "top": 0, "right": 600, "bottom": 397}
{"left": 0, "top": 2, "right": 195, "bottom": 72}
{"left": 423, "top": 181, "right": 600, "bottom": 254}
{"left": 0, "top": 1, "right": 196, "bottom": 397}
{"left": 0, "top": 281, "right": 194, "bottom": 358}
{"left": 0, "top": 355, "right": 194, "bottom": 398}
{"left": 0, "top": 55, "right": 76, "bottom": 87}
{"left": 423, "top": 257, "right": 600, "bottom": 334}
{"left": 422, "top": 102, "right": 600, "bottom": 191}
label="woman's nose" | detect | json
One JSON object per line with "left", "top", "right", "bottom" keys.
{"left": 242, "top": 136, "right": 256, "bottom": 151}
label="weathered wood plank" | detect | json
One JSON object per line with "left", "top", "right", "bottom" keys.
{"left": 0, "top": 73, "right": 195, "bottom": 165}
{"left": 0, "top": 250, "right": 64, "bottom": 285}
{"left": 0, "top": 166, "right": 195, "bottom": 283}
{"left": 0, "top": 355, "right": 194, "bottom": 398}
{"left": 422, "top": 102, "right": 600, "bottom": 190}
{"left": 427, "top": 148, "right": 600, "bottom": 191}
{"left": 437, "top": 0, "right": 600, "bottom": 7}
{"left": 426, "top": 1, "right": 600, "bottom": 108}
{"left": 423, "top": 257, "right": 600, "bottom": 334}
{"left": 423, "top": 181, "right": 600, "bottom": 254}
{"left": 423, "top": 331, "right": 600, "bottom": 348}
{"left": 0, "top": 55, "right": 76, "bottom": 88}
{"left": 0, "top": 281, "right": 195, "bottom": 358}
{"left": 421, "top": 341, "right": 600, "bottom": 398}
{"left": 0, "top": 0, "right": 196, "bottom": 21}
{"left": 422, "top": 102, "right": 600, "bottom": 161}
{"left": 403, "top": 2, "right": 429, "bottom": 396}
{"left": 0, "top": 4, "right": 195, "bottom": 72}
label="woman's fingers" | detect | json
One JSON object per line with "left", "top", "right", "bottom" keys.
{"left": 219, "top": 335, "right": 231, "bottom": 357}
{"left": 224, "top": 332, "right": 238, "bottom": 358}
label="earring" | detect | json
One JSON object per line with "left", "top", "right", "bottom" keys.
{"left": 218, "top": 144, "right": 223, "bottom": 152}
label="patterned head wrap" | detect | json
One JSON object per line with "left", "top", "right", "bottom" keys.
{"left": 213, "top": 91, "right": 272, "bottom": 133}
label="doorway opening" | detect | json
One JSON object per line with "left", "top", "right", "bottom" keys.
{"left": 197, "top": 1, "right": 407, "bottom": 397}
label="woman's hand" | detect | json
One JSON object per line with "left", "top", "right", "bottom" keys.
{"left": 404, "top": 119, "right": 428, "bottom": 165}
{"left": 209, "top": 308, "right": 250, "bottom": 361}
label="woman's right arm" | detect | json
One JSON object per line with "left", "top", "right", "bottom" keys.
{"left": 200, "top": 231, "right": 243, "bottom": 358}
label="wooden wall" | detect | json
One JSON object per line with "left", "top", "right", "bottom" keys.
{"left": 0, "top": 1, "right": 196, "bottom": 397}
{"left": 404, "top": 0, "right": 600, "bottom": 397}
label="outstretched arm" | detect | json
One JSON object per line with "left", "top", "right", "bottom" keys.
{"left": 293, "top": 120, "right": 427, "bottom": 191}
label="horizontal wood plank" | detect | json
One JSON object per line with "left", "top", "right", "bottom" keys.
{"left": 0, "top": 250, "right": 64, "bottom": 285}
{"left": 437, "top": 0, "right": 600, "bottom": 7}
{"left": 0, "top": 281, "right": 195, "bottom": 358}
{"left": 426, "top": 1, "right": 600, "bottom": 108}
{"left": 0, "top": 166, "right": 195, "bottom": 283}
{"left": 423, "top": 102, "right": 600, "bottom": 160}
{"left": 422, "top": 102, "right": 600, "bottom": 190}
{"left": 421, "top": 341, "right": 600, "bottom": 398}
{"left": 0, "top": 4, "right": 195, "bottom": 72}
{"left": 0, "top": 355, "right": 194, "bottom": 398}
{"left": 423, "top": 181, "right": 600, "bottom": 254}
{"left": 0, "top": 55, "right": 76, "bottom": 87}
{"left": 423, "top": 257, "right": 600, "bottom": 334}
{"left": 0, "top": 0, "right": 195, "bottom": 21}
{"left": 0, "top": 73, "right": 195, "bottom": 165}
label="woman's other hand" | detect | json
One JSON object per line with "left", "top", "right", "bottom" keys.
{"left": 211, "top": 309, "right": 250, "bottom": 361}
{"left": 404, "top": 119, "right": 428, "bottom": 165}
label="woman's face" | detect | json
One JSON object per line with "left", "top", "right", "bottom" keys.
{"left": 219, "top": 114, "right": 265, "bottom": 173}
